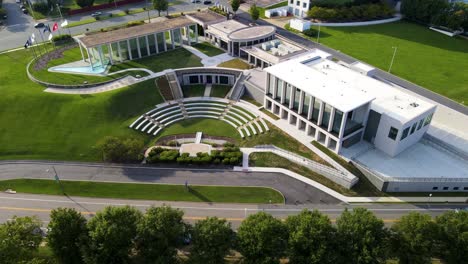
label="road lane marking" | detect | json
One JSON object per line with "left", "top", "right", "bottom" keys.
{"left": 0, "top": 206, "right": 397, "bottom": 223}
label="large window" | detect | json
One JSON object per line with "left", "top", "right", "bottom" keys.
{"left": 157, "top": 32, "right": 165, "bottom": 52}
{"left": 417, "top": 119, "right": 424, "bottom": 130}
{"left": 410, "top": 122, "right": 417, "bottom": 135}
{"left": 424, "top": 113, "right": 433, "bottom": 126}
{"left": 275, "top": 79, "right": 283, "bottom": 100}
{"left": 147, "top": 34, "right": 157, "bottom": 54}
{"left": 388, "top": 127, "right": 398, "bottom": 140}
{"left": 332, "top": 110, "right": 343, "bottom": 135}
{"left": 302, "top": 94, "right": 311, "bottom": 117}
{"left": 165, "top": 31, "right": 173, "bottom": 50}
{"left": 129, "top": 38, "right": 139, "bottom": 59}
{"left": 267, "top": 74, "right": 275, "bottom": 96}
{"left": 138, "top": 36, "right": 148, "bottom": 57}
{"left": 312, "top": 98, "right": 321, "bottom": 123}
{"left": 321, "top": 104, "right": 332, "bottom": 129}
{"left": 293, "top": 88, "right": 301, "bottom": 111}
{"left": 119, "top": 40, "right": 129, "bottom": 60}
{"left": 400, "top": 127, "right": 409, "bottom": 140}
{"left": 111, "top": 42, "right": 120, "bottom": 62}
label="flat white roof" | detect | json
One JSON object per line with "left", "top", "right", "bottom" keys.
{"left": 265, "top": 49, "right": 434, "bottom": 121}
{"left": 206, "top": 20, "right": 247, "bottom": 41}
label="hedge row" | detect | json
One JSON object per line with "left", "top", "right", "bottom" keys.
{"left": 147, "top": 145, "right": 242, "bottom": 165}
{"left": 307, "top": 3, "right": 394, "bottom": 22}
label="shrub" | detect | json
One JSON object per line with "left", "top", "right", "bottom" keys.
{"left": 166, "top": 140, "right": 178, "bottom": 147}
{"left": 32, "top": 2, "right": 48, "bottom": 13}
{"left": 99, "top": 136, "right": 144, "bottom": 163}
{"left": 307, "top": 2, "right": 394, "bottom": 22}
{"left": 127, "top": 20, "right": 144, "bottom": 27}
{"left": 76, "top": 0, "right": 95, "bottom": 8}
{"left": 124, "top": 9, "right": 130, "bottom": 14}
{"left": 51, "top": 34, "right": 72, "bottom": 43}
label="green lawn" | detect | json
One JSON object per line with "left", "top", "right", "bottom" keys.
{"left": 0, "top": 48, "right": 163, "bottom": 161}
{"left": 309, "top": 21, "right": 468, "bottom": 105}
{"left": 109, "top": 48, "right": 202, "bottom": 73}
{"left": 0, "top": 179, "right": 284, "bottom": 203}
{"left": 241, "top": 121, "right": 328, "bottom": 165}
{"left": 182, "top": 84, "right": 206, "bottom": 97}
{"left": 210, "top": 85, "right": 231, "bottom": 98}
{"left": 155, "top": 119, "right": 242, "bottom": 142}
{"left": 192, "top": 42, "right": 225, "bottom": 57}
{"left": 218, "top": 59, "right": 251, "bottom": 70}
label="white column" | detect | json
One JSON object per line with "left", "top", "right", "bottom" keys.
{"left": 163, "top": 32, "right": 167, "bottom": 52}
{"left": 338, "top": 112, "right": 348, "bottom": 139}
{"left": 289, "top": 86, "right": 294, "bottom": 109}
{"left": 195, "top": 24, "right": 198, "bottom": 43}
{"left": 307, "top": 97, "right": 313, "bottom": 120}
{"left": 108, "top": 43, "right": 113, "bottom": 65}
{"left": 328, "top": 107, "right": 335, "bottom": 132}
{"left": 186, "top": 26, "right": 191, "bottom": 45}
{"left": 136, "top": 38, "right": 142, "bottom": 58}
{"left": 97, "top": 46, "right": 105, "bottom": 67}
{"left": 145, "top": 35, "right": 150, "bottom": 55}
{"left": 127, "top": 39, "right": 132, "bottom": 60}
{"left": 86, "top": 48, "right": 93, "bottom": 70}
{"left": 317, "top": 101, "right": 324, "bottom": 126}
{"left": 170, "top": 30, "right": 175, "bottom": 49}
{"left": 78, "top": 43, "right": 85, "bottom": 62}
{"left": 227, "top": 40, "right": 231, "bottom": 54}
{"left": 298, "top": 90, "right": 304, "bottom": 114}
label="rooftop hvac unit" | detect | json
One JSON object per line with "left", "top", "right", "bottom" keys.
{"left": 270, "top": 39, "right": 281, "bottom": 48}
{"left": 261, "top": 43, "right": 272, "bottom": 51}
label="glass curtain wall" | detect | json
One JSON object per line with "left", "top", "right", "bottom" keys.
{"left": 129, "top": 38, "right": 139, "bottom": 59}
{"left": 275, "top": 79, "right": 283, "bottom": 102}
{"left": 332, "top": 110, "right": 343, "bottom": 135}
{"left": 147, "top": 34, "right": 157, "bottom": 54}
{"left": 321, "top": 104, "right": 332, "bottom": 129}
{"left": 293, "top": 88, "right": 300, "bottom": 111}
{"left": 138, "top": 36, "right": 148, "bottom": 57}
{"left": 119, "top": 40, "right": 129, "bottom": 61}
{"left": 312, "top": 98, "right": 321, "bottom": 123}
{"left": 302, "top": 94, "right": 311, "bottom": 118}
{"left": 165, "top": 31, "right": 173, "bottom": 50}
{"left": 284, "top": 83, "right": 292, "bottom": 106}
{"left": 111, "top": 43, "right": 121, "bottom": 62}
{"left": 267, "top": 74, "right": 275, "bottom": 96}
{"left": 157, "top": 32, "right": 165, "bottom": 52}
{"left": 172, "top": 29, "right": 182, "bottom": 47}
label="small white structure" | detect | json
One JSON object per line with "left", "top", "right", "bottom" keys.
{"left": 264, "top": 6, "right": 289, "bottom": 18}
{"left": 289, "top": 18, "right": 311, "bottom": 32}
{"left": 288, "top": 0, "right": 311, "bottom": 17}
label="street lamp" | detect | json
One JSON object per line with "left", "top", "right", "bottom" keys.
{"left": 427, "top": 193, "right": 433, "bottom": 209}
{"left": 46, "top": 166, "right": 65, "bottom": 194}
{"left": 388, "top": 46, "right": 398, "bottom": 73}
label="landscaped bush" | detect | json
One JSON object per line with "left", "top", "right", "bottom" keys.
{"left": 147, "top": 146, "right": 242, "bottom": 166}
{"left": 32, "top": 2, "right": 49, "bottom": 13}
{"left": 51, "top": 34, "right": 73, "bottom": 43}
{"left": 99, "top": 136, "right": 144, "bottom": 163}
{"left": 209, "top": 6, "right": 228, "bottom": 16}
{"left": 127, "top": 20, "right": 144, "bottom": 27}
{"left": 307, "top": 2, "right": 394, "bottom": 22}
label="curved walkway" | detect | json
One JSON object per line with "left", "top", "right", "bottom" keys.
{"left": 44, "top": 68, "right": 170, "bottom": 94}
{"left": 309, "top": 14, "right": 402, "bottom": 27}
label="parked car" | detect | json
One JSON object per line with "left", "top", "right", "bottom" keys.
{"left": 191, "top": 0, "right": 201, "bottom": 3}
{"left": 22, "top": 8, "right": 28, "bottom": 14}
{"left": 203, "top": 0, "right": 212, "bottom": 4}
{"left": 91, "top": 11, "right": 102, "bottom": 17}
{"left": 19, "top": 4, "right": 25, "bottom": 9}
{"left": 16, "top": 0, "right": 21, "bottom": 3}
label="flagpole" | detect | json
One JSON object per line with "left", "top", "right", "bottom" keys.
{"left": 38, "top": 29, "right": 48, "bottom": 56}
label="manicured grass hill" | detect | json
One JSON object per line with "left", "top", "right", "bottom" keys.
{"left": 317, "top": 21, "right": 468, "bottom": 105}
{"left": 0, "top": 179, "right": 284, "bottom": 204}
{"left": 0, "top": 49, "right": 163, "bottom": 161}
{"left": 192, "top": 42, "right": 225, "bottom": 57}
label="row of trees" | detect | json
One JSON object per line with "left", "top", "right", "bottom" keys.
{"left": 310, "top": 0, "right": 381, "bottom": 9}
{"left": 307, "top": 2, "right": 394, "bottom": 22}
{"left": 401, "top": 0, "right": 468, "bottom": 31}
{"left": 1, "top": 207, "right": 467, "bottom": 264}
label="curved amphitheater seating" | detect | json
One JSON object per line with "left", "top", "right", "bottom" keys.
{"left": 129, "top": 98, "right": 269, "bottom": 138}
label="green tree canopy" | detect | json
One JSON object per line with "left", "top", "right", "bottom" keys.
{"left": 286, "top": 209, "right": 337, "bottom": 264}
{"left": 0, "top": 216, "right": 43, "bottom": 264}
{"left": 47, "top": 208, "right": 88, "bottom": 264}
{"left": 75, "top": 0, "right": 95, "bottom": 8}
{"left": 135, "top": 206, "right": 186, "bottom": 263}
{"left": 82, "top": 206, "right": 142, "bottom": 264}
{"left": 434, "top": 210, "right": 468, "bottom": 264}
{"left": 231, "top": 0, "right": 240, "bottom": 13}
{"left": 190, "top": 217, "right": 234, "bottom": 264}
{"left": 98, "top": 136, "right": 144, "bottom": 163}
{"left": 249, "top": 4, "right": 260, "bottom": 21}
{"left": 152, "top": 0, "right": 169, "bottom": 16}
{"left": 336, "top": 208, "right": 389, "bottom": 264}
{"left": 391, "top": 212, "right": 436, "bottom": 264}
{"left": 236, "top": 212, "right": 288, "bottom": 264}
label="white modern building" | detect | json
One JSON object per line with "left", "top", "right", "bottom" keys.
{"left": 288, "top": 0, "right": 311, "bottom": 17}
{"left": 263, "top": 50, "right": 436, "bottom": 157}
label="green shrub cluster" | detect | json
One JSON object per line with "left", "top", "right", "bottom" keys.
{"left": 147, "top": 143, "right": 242, "bottom": 165}
{"left": 51, "top": 34, "right": 72, "bottom": 43}
{"left": 32, "top": 2, "right": 49, "bottom": 13}
{"left": 209, "top": 6, "right": 228, "bottom": 16}
{"left": 127, "top": 20, "right": 145, "bottom": 27}
{"left": 307, "top": 3, "right": 394, "bottom": 22}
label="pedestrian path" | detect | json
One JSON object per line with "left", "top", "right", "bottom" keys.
{"left": 182, "top": 44, "right": 234, "bottom": 67}
{"left": 203, "top": 84, "right": 212, "bottom": 97}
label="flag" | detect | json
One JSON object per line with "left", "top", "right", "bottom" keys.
{"left": 31, "top": 33, "right": 35, "bottom": 43}
{"left": 43, "top": 24, "right": 51, "bottom": 33}
{"left": 52, "top": 22, "right": 58, "bottom": 32}
{"left": 60, "top": 20, "right": 68, "bottom": 27}
{"left": 48, "top": 33, "right": 53, "bottom": 41}
{"left": 24, "top": 39, "right": 31, "bottom": 49}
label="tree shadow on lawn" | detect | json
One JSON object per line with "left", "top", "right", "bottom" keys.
{"left": 320, "top": 21, "right": 468, "bottom": 53}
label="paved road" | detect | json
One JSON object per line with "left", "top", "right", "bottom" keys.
{"left": 0, "top": 192, "right": 463, "bottom": 228}
{"left": 0, "top": 0, "right": 231, "bottom": 51}
{"left": 235, "top": 12, "right": 468, "bottom": 115}
{"left": 0, "top": 161, "right": 341, "bottom": 205}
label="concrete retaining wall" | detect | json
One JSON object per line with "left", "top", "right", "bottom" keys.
{"left": 309, "top": 14, "right": 402, "bottom": 27}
